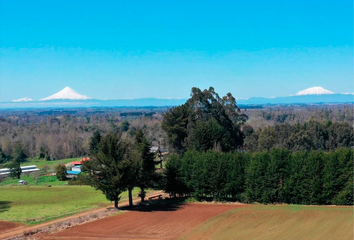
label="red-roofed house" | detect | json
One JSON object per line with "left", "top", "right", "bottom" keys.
{"left": 70, "top": 161, "right": 82, "bottom": 166}
{"left": 69, "top": 158, "right": 90, "bottom": 166}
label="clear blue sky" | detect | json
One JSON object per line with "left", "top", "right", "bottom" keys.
{"left": 0, "top": 0, "right": 353, "bottom": 101}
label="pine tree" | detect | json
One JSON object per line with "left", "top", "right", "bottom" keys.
{"left": 164, "top": 155, "right": 185, "bottom": 197}
{"left": 121, "top": 145, "right": 140, "bottom": 207}
{"left": 136, "top": 130, "right": 156, "bottom": 202}
{"left": 86, "top": 133, "right": 128, "bottom": 209}
{"left": 89, "top": 130, "right": 101, "bottom": 155}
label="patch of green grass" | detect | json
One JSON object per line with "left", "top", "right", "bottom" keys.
{"left": 184, "top": 197, "right": 198, "bottom": 203}
{"left": 0, "top": 175, "right": 68, "bottom": 186}
{"left": 22, "top": 157, "right": 80, "bottom": 170}
{"left": 0, "top": 186, "right": 140, "bottom": 224}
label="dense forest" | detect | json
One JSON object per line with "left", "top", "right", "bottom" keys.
{"left": 243, "top": 120, "right": 353, "bottom": 151}
{"left": 163, "top": 148, "right": 353, "bottom": 205}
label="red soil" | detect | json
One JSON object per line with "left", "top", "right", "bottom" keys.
{"left": 38, "top": 203, "right": 247, "bottom": 240}
{"left": 0, "top": 220, "right": 25, "bottom": 234}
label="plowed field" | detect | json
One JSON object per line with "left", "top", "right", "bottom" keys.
{"left": 36, "top": 203, "right": 353, "bottom": 240}
{"left": 38, "top": 203, "right": 244, "bottom": 240}
{"left": 0, "top": 220, "right": 25, "bottom": 234}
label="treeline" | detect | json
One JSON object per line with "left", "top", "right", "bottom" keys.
{"left": 0, "top": 111, "right": 167, "bottom": 165}
{"left": 243, "top": 104, "right": 353, "bottom": 129}
{"left": 244, "top": 120, "right": 354, "bottom": 152}
{"left": 0, "top": 95, "right": 353, "bottom": 164}
{"left": 120, "top": 112, "right": 156, "bottom": 117}
{"left": 163, "top": 148, "right": 353, "bottom": 205}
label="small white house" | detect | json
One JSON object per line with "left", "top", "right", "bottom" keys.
{"left": 71, "top": 165, "right": 82, "bottom": 172}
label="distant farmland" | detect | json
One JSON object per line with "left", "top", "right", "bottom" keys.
{"left": 37, "top": 203, "right": 353, "bottom": 240}
{"left": 21, "top": 157, "right": 80, "bottom": 169}
{"left": 180, "top": 204, "right": 354, "bottom": 240}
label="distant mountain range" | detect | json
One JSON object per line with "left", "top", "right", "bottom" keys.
{"left": 2, "top": 86, "right": 353, "bottom": 109}
{"left": 237, "top": 94, "right": 353, "bottom": 105}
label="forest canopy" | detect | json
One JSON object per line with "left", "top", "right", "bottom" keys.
{"left": 162, "top": 87, "right": 248, "bottom": 153}
{"left": 162, "top": 148, "right": 353, "bottom": 205}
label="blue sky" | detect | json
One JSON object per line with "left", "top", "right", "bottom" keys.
{"left": 0, "top": 0, "right": 353, "bottom": 101}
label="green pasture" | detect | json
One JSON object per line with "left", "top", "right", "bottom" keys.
{"left": 0, "top": 175, "right": 68, "bottom": 186}
{"left": 21, "top": 157, "right": 80, "bottom": 169}
{"left": 0, "top": 186, "right": 140, "bottom": 224}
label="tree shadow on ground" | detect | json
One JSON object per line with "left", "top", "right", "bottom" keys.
{"left": 120, "top": 197, "right": 186, "bottom": 212}
{"left": 0, "top": 201, "right": 11, "bottom": 213}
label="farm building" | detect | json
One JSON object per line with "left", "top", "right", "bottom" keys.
{"left": 70, "top": 161, "right": 82, "bottom": 166}
{"left": 66, "top": 165, "right": 82, "bottom": 178}
{"left": 72, "top": 165, "right": 82, "bottom": 172}
{"left": 66, "top": 170, "right": 81, "bottom": 178}
{"left": 0, "top": 165, "right": 40, "bottom": 178}
{"left": 67, "top": 157, "right": 90, "bottom": 166}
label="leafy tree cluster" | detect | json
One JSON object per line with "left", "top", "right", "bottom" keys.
{"left": 1, "top": 103, "right": 352, "bottom": 163}
{"left": 162, "top": 87, "right": 248, "bottom": 153}
{"left": 83, "top": 130, "right": 157, "bottom": 209}
{"left": 244, "top": 120, "right": 354, "bottom": 152}
{"left": 0, "top": 108, "right": 166, "bottom": 163}
{"left": 163, "top": 148, "right": 353, "bottom": 205}
{"left": 0, "top": 147, "right": 11, "bottom": 164}
{"left": 245, "top": 104, "right": 353, "bottom": 129}
{"left": 56, "top": 164, "right": 68, "bottom": 181}
{"left": 8, "top": 142, "right": 27, "bottom": 179}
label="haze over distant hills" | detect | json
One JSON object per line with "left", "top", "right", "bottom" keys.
{"left": 1, "top": 86, "right": 353, "bottom": 109}
{"left": 235, "top": 86, "right": 353, "bottom": 105}
{"left": 12, "top": 97, "right": 33, "bottom": 102}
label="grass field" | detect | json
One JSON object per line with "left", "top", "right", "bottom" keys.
{"left": 21, "top": 157, "right": 80, "bottom": 169}
{"left": 0, "top": 157, "right": 83, "bottom": 186}
{"left": 179, "top": 204, "right": 354, "bottom": 240}
{"left": 0, "top": 186, "right": 140, "bottom": 224}
{"left": 0, "top": 175, "right": 68, "bottom": 186}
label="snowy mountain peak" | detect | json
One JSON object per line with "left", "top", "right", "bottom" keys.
{"left": 12, "top": 97, "right": 33, "bottom": 102}
{"left": 40, "top": 87, "right": 91, "bottom": 101}
{"left": 295, "top": 86, "right": 334, "bottom": 96}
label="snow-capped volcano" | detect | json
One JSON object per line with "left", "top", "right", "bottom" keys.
{"left": 12, "top": 97, "right": 33, "bottom": 102}
{"left": 40, "top": 87, "right": 91, "bottom": 101}
{"left": 295, "top": 86, "right": 334, "bottom": 96}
